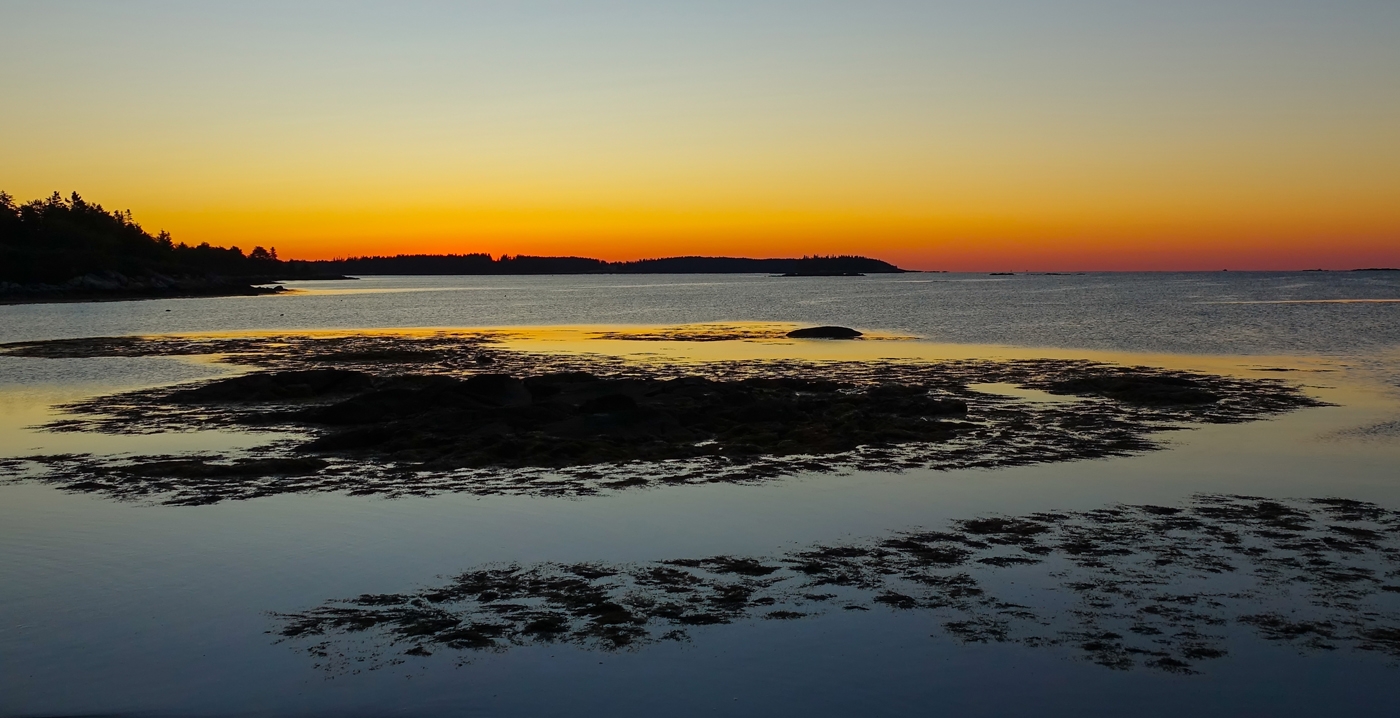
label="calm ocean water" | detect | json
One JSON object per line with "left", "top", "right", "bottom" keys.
{"left": 2, "top": 272, "right": 1400, "bottom": 717}
{"left": 4, "top": 271, "right": 1400, "bottom": 354}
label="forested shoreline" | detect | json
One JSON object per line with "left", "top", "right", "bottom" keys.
{"left": 309, "top": 253, "right": 903, "bottom": 275}
{"left": 1, "top": 191, "right": 903, "bottom": 303}
{"left": 0, "top": 192, "right": 310, "bottom": 286}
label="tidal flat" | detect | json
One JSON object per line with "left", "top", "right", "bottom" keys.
{"left": 0, "top": 329, "right": 1321, "bottom": 505}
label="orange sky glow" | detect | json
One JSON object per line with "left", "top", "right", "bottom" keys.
{"left": 3, "top": 2, "right": 1397, "bottom": 271}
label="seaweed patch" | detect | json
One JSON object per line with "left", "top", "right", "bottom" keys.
{"left": 0, "top": 332, "right": 1325, "bottom": 505}
{"left": 272, "top": 495, "right": 1400, "bottom": 675}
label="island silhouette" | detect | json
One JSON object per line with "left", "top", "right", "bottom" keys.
{"left": 1, "top": 191, "right": 903, "bottom": 303}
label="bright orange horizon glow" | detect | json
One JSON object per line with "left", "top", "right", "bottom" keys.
{"left": 3, "top": 3, "right": 1398, "bottom": 271}
{"left": 125, "top": 197, "right": 1400, "bottom": 271}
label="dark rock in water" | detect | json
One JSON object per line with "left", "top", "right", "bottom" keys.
{"left": 786, "top": 326, "right": 863, "bottom": 339}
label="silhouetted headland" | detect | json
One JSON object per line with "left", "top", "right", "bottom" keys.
{"left": 1, "top": 191, "right": 904, "bottom": 304}
{"left": 0, "top": 191, "right": 339, "bottom": 304}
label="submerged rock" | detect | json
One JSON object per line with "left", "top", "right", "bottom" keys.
{"left": 786, "top": 326, "right": 863, "bottom": 339}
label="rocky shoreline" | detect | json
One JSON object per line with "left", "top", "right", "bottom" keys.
{"left": 0, "top": 270, "right": 295, "bottom": 305}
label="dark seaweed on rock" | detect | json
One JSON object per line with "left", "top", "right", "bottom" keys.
{"left": 1041, "top": 373, "right": 1219, "bottom": 405}
{"left": 273, "top": 495, "right": 1400, "bottom": 675}
{"left": 294, "top": 372, "right": 971, "bottom": 467}
{"left": 0, "top": 332, "right": 1325, "bottom": 505}
{"left": 171, "top": 369, "right": 376, "bottom": 402}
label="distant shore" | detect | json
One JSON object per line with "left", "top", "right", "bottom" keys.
{"left": 0, "top": 272, "right": 352, "bottom": 306}
{"left": 3, "top": 192, "right": 905, "bottom": 304}
{"left": 1, "top": 284, "right": 285, "bottom": 306}
{"left": 284, "top": 253, "right": 906, "bottom": 276}
{"left": 0, "top": 256, "right": 907, "bottom": 305}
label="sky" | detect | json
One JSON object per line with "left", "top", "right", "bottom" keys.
{"left": 2, "top": 1, "right": 1398, "bottom": 270}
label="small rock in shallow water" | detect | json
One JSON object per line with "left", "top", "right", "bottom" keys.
{"left": 786, "top": 326, "right": 863, "bottom": 339}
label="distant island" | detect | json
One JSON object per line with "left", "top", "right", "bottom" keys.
{"left": 1, "top": 191, "right": 903, "bottom": 304}
{"left": 308, "top": 253, "right": 902, "bottom": 276}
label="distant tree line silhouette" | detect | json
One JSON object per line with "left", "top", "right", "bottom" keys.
{"left": 0, "top": 191, "right": 294, "bottom": 284}
{"left": 313, "top": 253, "right": 904, "bottom": 275}
{"left": 1, "top": 191, "right": 903, "bottom": 287}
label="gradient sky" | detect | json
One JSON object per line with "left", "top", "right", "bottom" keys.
{"left": 2, "top": 1, "right": 1398, "bottom": 270}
